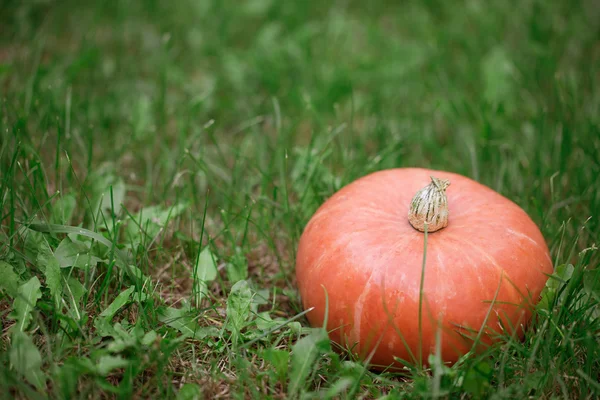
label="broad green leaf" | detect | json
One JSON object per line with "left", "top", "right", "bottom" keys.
{"left": 63, "top": 277, "right": 87, "bottom": 323}
{"left": 107, "top": 336, "right": 136, "bottom": 353}
{"left": 94, "top": 318, "right": 116, "bottom": 338}
{"left": 8, "top": 254, "right": 28, "bottom": 276}
{"left": 11, "top": 276, "right": 43, "bottom": 332}
{"left": 27, "top": 223, "right": 147, "bottom": 286}
{"left": 0, "top": 260, "right": 21, "bottom": 298}
{"left": 239, "top": 308, "right": 316, "bottom": 350}
{"left": 66, "top": 277, "right": 86, "bottom": 304}
{"left": 44, "top": 256, "right": 63, "bottom": 307}
{"left": 52, "top": 194, "right": 77, "bottom": 224}
{"left": 583, "top": 268, "right": 600, "bottom": 301}
{"left": 323, "top": 377, "right": 354, "bottom": 399}
{"left": 126, "top": 202, "right": 188, "bottom": 245}
{"left": 157, "top": 306, "right": 219, "bottom": 339}
{"left": 96, "top": 299, "right": 144, "bottom": 339}
{"left": 288, "top": 329, "right": 331, "bottom": 396}
{"left": 96, "top": 355, "right": 129, "bottom": 376}
{"left": 539, "top": 264, "right": 575, "bottom": 310}
{"left": 252, "top": 288, "right": 270, "bottom": 311}
{"left": 28, "top": 224, "right": 124, "bottom": 260}
{"left": 55, "top": 237, "right": 103, "bottom": 269}
{"left": 225, "top": 248, "right": 248, "bottom": 283}
{"left": 288, "top": 321, "right": 304, "bottom": 334}
{"left": 99, "top": 286, "right": 135, "bottom": 320}
{"left": 340, "top": 360, "right": 365, "bottom": 376}
{"left": 141, "top": 330, "right": 158, "bottom": 346}
{"left": 67, "top": 232, "right": 93, "bottom": 249}
{"left": 225, "top": 280, "right": 254, "bottom": 341}
{"left": 551, "top": 264, "right": 575, "bottom": 288}
{"left": 101, "top": 179, "right": 126, "bottom": 219}
{"left": 108, "top": 322, "right": 133, "bottom": 341}
{"left": 24, "top": 229, "right": 52, "bottom": 272}
{"left": 255, "top": 311, "right": 282, "bottom": 331}
{"left": 193, "top": 247, "right": 218, "bottom": 305}
{"left": 130, "top": 322, "right": 145, "bottom": 339}
{"left": 176, "top": 383, "right": 203, "bottom": 400}
{"left": 71, "top": 357, "right": 97, "bottom": 376}
{"left": 54, "top": 358, "right": 81, "bottom": 398}
{"left": 262, "top": 348, "right": 289, "bottom": 382}
{"left": 87, "top": 165, "right": 126, "bottom": 221}
{"left": 463, "top": 361, "right": 492, "bottom": 397}
{"left": 10, "top": 331, "right": 46, "bottom": 390}
{"left": 126, "top": 264, "right": 150, "bottom": 286}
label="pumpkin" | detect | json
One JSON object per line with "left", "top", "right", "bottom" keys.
{"left": 295, "top": 168, "right": 553, "bottom": 368}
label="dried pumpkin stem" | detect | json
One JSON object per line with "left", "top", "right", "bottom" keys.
{"left": 408, "top": 176, "right": 450, "bottom": 232}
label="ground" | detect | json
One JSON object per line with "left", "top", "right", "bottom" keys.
{"left": 1, "top": 0, "right": 599, "bottom": 398}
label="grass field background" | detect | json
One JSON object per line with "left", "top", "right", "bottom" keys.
{"left": 1, "top": 0, "right": 599, "bottom": 398}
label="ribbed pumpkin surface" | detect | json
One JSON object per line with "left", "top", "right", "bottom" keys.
{"left": 295, "top": 168, "right": 553, "bottom": 367}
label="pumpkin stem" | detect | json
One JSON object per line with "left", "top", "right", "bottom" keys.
{"left": 408, "top": 176, "right": 450, "bottom": 233}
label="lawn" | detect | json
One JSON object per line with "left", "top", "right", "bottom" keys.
{"left": 1, "top": 0, "right": 599, "bottom": 398}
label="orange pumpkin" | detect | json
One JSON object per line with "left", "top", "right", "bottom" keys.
{"left": 295, "top": 168, "right": 553, "bottom": 368}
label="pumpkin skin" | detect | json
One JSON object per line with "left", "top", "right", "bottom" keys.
{"left": 295, "top": 168, "right": 553, "bottom": 368}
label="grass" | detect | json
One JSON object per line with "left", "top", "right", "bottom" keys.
{"left": 1, "top": 0, "right": 599, "bottom": 398}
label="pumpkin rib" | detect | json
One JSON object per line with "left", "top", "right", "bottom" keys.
{"left": 449, "top": 202, "right": 517, "bottom": 219}
{"left": 356, "top": 206, "right": 401, "bottom": 218}
{"left": 310, "top": 229, "right": 373, "bottom": 274}
{"left": 308, "top": 203, "right": 402, "bottom": 240}
{"left": 352, "top": 264, "right": 376, "bottom": 347}
{"left": 505, "top": 227, "right": 553, "bottom": 264}
{"left": 465, "top": 231, "right": 523, "bottom": 297}
{"left": 304, "top": 200, "right": 355, "bottom": 227}
{"left": 339, "top": 231, "right": 417, "bottom": 351}
{"left": 357, "top": 232, "right": 416, "bottom": 310}
{"left": 444, "top": 234, "right": 506, "bottom": 277}
{"left": 433, "top": 251, "right": 450, "bottom": 316}
{"left": 448, "top": 236, "right": 523, "bottom": 309}
{"left": 437, "top": 237, "right": 508, "bottom": 325}
{"left": 380, "top": 234, "right": 423, "bottom": 297}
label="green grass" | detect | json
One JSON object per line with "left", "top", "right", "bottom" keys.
{"left": 1, "top": 0, "right": 599, "bottom": 398}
